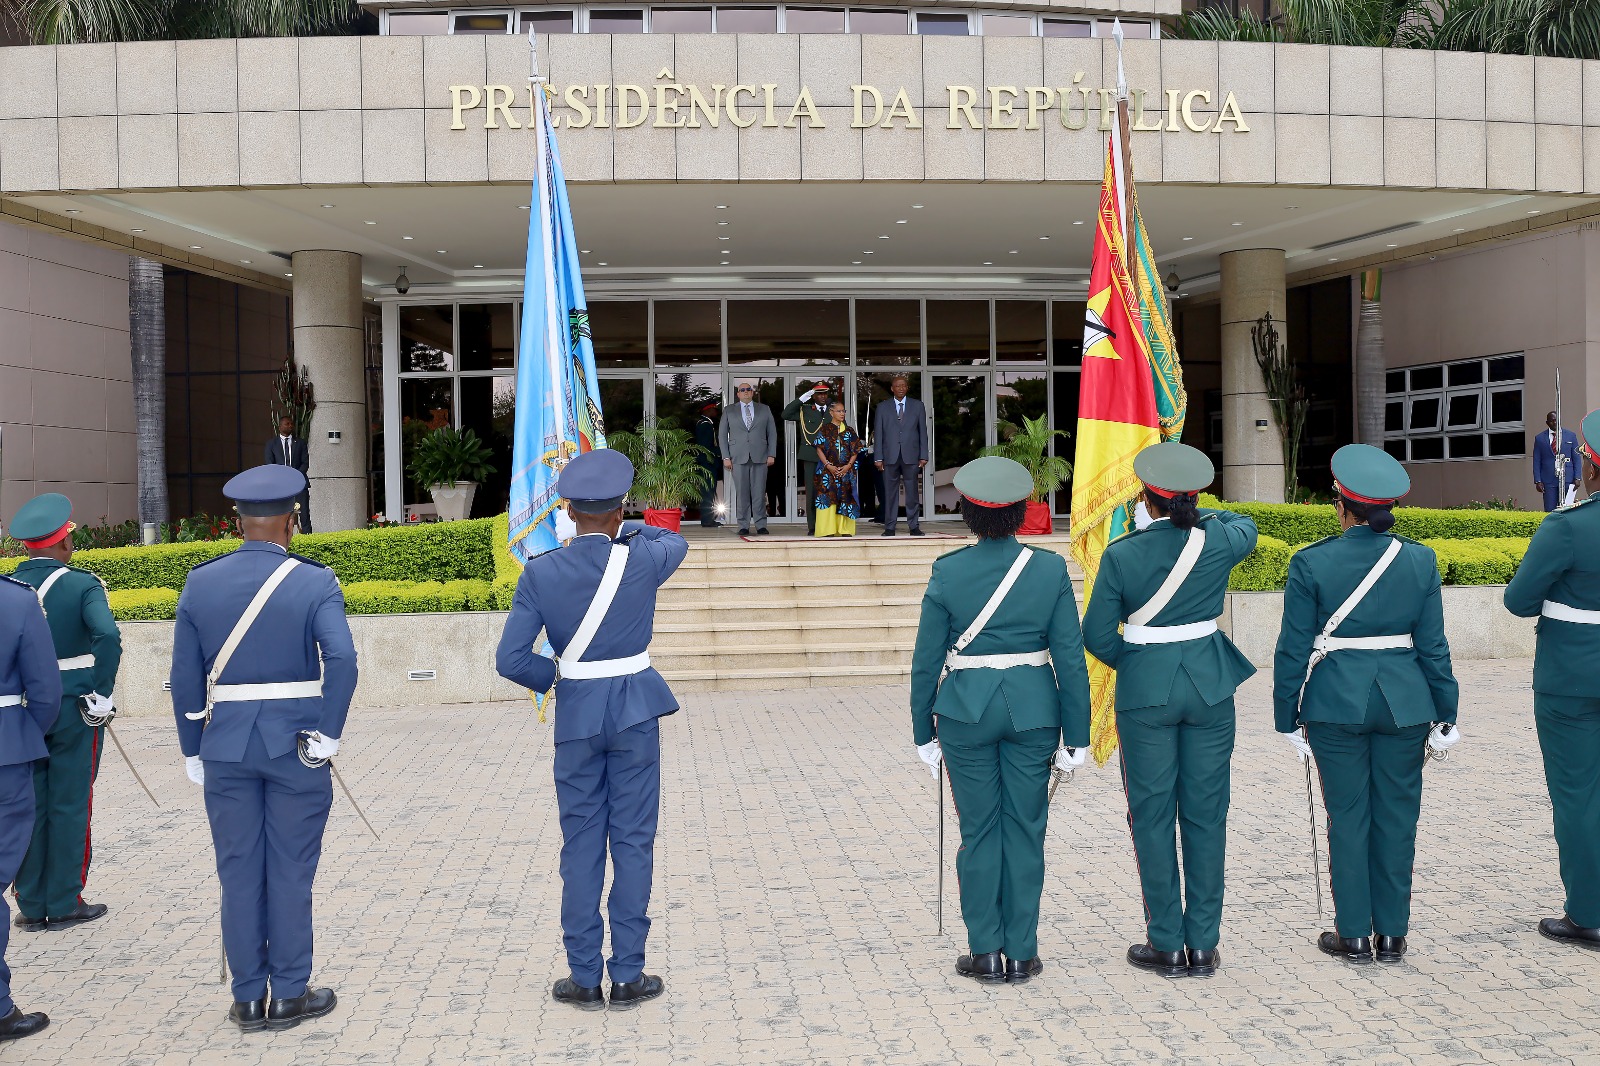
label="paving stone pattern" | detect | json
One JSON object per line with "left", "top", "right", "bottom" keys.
{"left": 12, "top": 658, "right": 1598, "bottom": 1064}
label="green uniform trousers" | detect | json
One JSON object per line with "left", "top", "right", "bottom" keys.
{"left": 1116, "top": 670, "right": 1235, "bottom": 954}
{"left": 1306, "top": 686, "right": 1427, "bottom": 940}
{"left": 1533, "top": 693, "right": 1600, "bottom": 929}
{"left": 939, "top": 705, "right": 1057, "bottom": 960}
{"left": 15, "top": 704, "right": 103, "bottom": 920}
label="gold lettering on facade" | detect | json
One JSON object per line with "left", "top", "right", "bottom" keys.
{"left": 762, "top": 84, "right": 780, "bottom": 127}
{"left": 617, "top": 85, "right": 650, "bottom": 129}
{"left": 786, "top": 86, "right": 823, "bottom": 128}
{"left": 595, "top": 84, "right": 612, "bottom": 129}
{"left": 563, "top": 84, "right": 593, "bottom": 128}
{"left": 1096, "top": 88, "right": 1116, "bottom": 132}
{"left": 685, "top": 84, "right": 724, "bottom": 128}
{"left": 1180, "top": 89, "right": 1211, "bottom": 132}
{"left": 852, "top": 85, "right": 883, "bottom": 128}
{"left": 884, "top": 88, "right": 919, "bottom": 129}
{"left": 1060, "top": 75, "right": 1089, "bottom": 130}
{"left": 947, "top": 86, "right": 979, "bottom": 130}
{"left": 485, "top": 84, "right": 521, "bottom": 129}
{"left": 450, "top": 85, "right": 482, "bottom": 130}
{"left": 654, "top": 74, "right": 686, "bottom": 128}
{"left": 1024, "top": 87, "right": 1053, "bottom": 131}
{"left": 987, "top": 86, "right": 1020, "bottom": 131}
{"left": 1165, "top": 88, "right": 1181, "bottom": 132}
{"left": 1213, "top": 90, "right": 1250, "bottom": 133}
{"left": 728, "top": 84, "right": 759, "bottom": 128}
{"left": 1131, "top": 89, "right": 1164, "bottom": 132}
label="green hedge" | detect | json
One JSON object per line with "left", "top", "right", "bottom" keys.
{"left": 1426, "top": 537, "right": 1531, "bottom": 586}
{"left": 343, "top": 579, "right": 496, "bottom": 615}
{"left": 489, "top": 513, "right": 525, "bottom": 609}
{"left": 1, "top": 541, "right": 235, "bottom": 590}
{"left": 107, "top": 588, "right": 181, "bottom": 621}
{"left": 1228, "top": 535, "right": 1295, "bottom": 592}
{"left": 1200, "top": 495, "right": 1545, "bottom": 545}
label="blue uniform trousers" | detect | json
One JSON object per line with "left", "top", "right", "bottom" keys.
{"left": 555, "top": 716, "right": 661, "bottom": 988}
{"left": 0, "top": 763, "right": 37, "bottom": 1016}
{"left": 205, "top": 729, "right": 332, "bottom": 1003}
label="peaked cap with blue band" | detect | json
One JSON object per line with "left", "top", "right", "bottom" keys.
{"left": 223, "top": 465, "right": 308, "bottom": 517}
{"left": 1331, "top": 443, "right": 1410, "bottom": 505}
{"left": 558, "top": 449, "right": 634, "bottom": 514}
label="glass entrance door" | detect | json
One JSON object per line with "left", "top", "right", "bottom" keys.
{"left": 929, "top": 371, "right": 991, "bottom": 516}
{"left": 724, "top": 371, "right": 847, "bottom": 524}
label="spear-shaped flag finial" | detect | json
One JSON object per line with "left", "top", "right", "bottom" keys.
{"left": 1112, "top": 19, "right": 1127, "bottom": 101}
{"left": 528, "top": 27, "right": 546, "bottom": 84}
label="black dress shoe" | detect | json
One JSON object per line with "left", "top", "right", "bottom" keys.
{"left": 266, "top": 987, "right": 337, "bottom": 1030}
{"left": 0, "top": 1006, "right": 48, "bottom": 1042}
{"left": 1187, "top": 948, "right": 1220, "bottom": 977}
{"left": 1127, "top": 943, "right": 1189, "bottom": 978}
{"left": 909, "top": 528, "right": 926, "bottom": 537}
{"left": 881, "top": 529, "right": 896, "bottom": 537}
{"left": 738, "top": 528, "right": 750, "bottom": 536}
{"left": 47, "top": 901, "right": 107, "bottom": 929}
{"left": 228, "top": 999, "right": 267, "bottom": 1032}
{"left": 1004, "top": 956, "right": 1043, "bottom": 982}
{"left": 955, "top": 950, "right": 1006, "bottom": 983}
{"left": 1318, "top": 932, "right": 1374, "bottom": 964}
{"left": 609, "top": 974, "right": 664, "bottom": 1009}
{"left": 756, "top": 528, "right": 770, "bottom": 535}
{"left": 1374, "top": 935, "right": 1407, "bottom": 962}
{"left": 1539, "top": 915, "right": 1600, "bottom": 951}
{"left": 552, "top": 977, "right": 606, "bottom": 1011}
{"left": 11, "top": 913, "right": 44, "bottom": 933}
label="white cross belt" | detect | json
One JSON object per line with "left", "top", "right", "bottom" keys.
{"left": 559, "top": 651, "right": 652, "bottom": 680}
{"left": 1542, "top": 600, "right": 1600, "bottom": 624}
{"left": 57, "top": 654, "right": 94, "bottom": 672}
{"left": 1312, "top": 634, "right": 1414, "bottom": 652}
{"left": 0, "top": 694, "right": 21, "bottom": 708}
{"left": 1123, "top": 620, "right": 1219, "bottom": 645}
{"left": 944, "top": 650, "right": 1051, "bottom": 671}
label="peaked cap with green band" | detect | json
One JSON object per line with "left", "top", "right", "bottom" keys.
{"left": 1133, "top": 442, "right": 1214, "bottom": 497}
{"left": 953, "top": 456, "right": 1033, "bottom": 507}
{"left": 1331, "top": 443, "right": 1410, "bottom": 504}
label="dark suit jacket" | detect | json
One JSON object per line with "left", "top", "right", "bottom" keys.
{"left": 1533, "top": 428, "right": 1582, "bottom": 486}
{"left": 872, "top": 396, "right": 928, "bottom": 465}
{"left": 265, "top": 434, "right": 310, "bottom": 474}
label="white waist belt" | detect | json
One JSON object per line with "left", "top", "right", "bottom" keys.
{"left": 211, "top": 681, "right": 323, "bottom": 702}
{"left": 0, "top": 695, "right": 20, "bottom": 708}
{"left": 1313, "top": 634, "right": 1414, "bottom": 652}
{"left": 57, "top": 655, "right": 94, "bottom": 672}
{"left": 559, "top": 652, "right": 652, "bottom": 680}
{"left": 1542, "top": 600, "right": 1600, "bottom": 624}
{"left": 1123, "top": 620, "right": 1218, "bottom": 645}
{"left": 945, "top": 650, "right": 1051, "bottom": 671}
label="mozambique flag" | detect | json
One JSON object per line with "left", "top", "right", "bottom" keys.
{"left": 1070, "top": 117, "right": 1187, "bottom": 765}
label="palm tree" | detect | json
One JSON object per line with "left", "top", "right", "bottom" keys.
{"left": 1431, "top": 0, "right": 1600, "bottom": 60}
{"left": 8, "top": 0, "right": 364, "bottom": 43}
{"left": 1355, "top": 270, "right": 1386, "bottom": 447}
{"left": 128, "top": 257, "right": 167, "bottom": 537}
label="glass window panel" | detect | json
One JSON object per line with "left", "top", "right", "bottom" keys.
{"left": 651, "top": 7, "right": 712, "bottom": 31}
{"left": 855, "top": 299, "right": 920, "bottom": 365}
{"left": 589, "top": 9, "right": 645, "bottom": 32}
{"left": 995, "top": 300, "right": 1046, "bottom": 365}
{"left": 387, "top": 12, "right": 449, "bottom": 34}
{"left": 401, "top": 378, "right": 455, "bottom": 505}
{"left": 926, "top": 300, "right": 989, "bottom": 365}
{"left": 1114, "top": 20, "right": 1152, "bottom": 37}
{"left": 1447, "top": 360, "right": 1484, "bottom": 386}
{"left": 1488, "top": 354, "right": 1525, "bottom": 382}
{"left": 458, "top": 303, "right": 515, "bottom": 371}
{"left": 787, "top": 7, "right": 844, "bottom": 31}
{"left": 1042, "top": 17, "right": 1091, "bottom": 37}
{"left": 165, "top": 385, "right": 190, "bottom": 474}
{"left": 916, "top": 12, "right": 969, "bottom": 35}
{"left": 189, "top": 476, "right": 230, "bottom": 520}
{"left": 591, "top": 301, "right": 648, "bottom": 367}
{"left": 1446, "top": 391, "right": 1481, "bottom": 429}
{"left": 452, "top": 12, "right": 509, "bottom": 33}
{"left": 653, "top": 300, "right": 721, "bottom": 365}
{"left": 1050, "top": 300, "right": 1084, "bottom": 365}
{"left": 1051, "top": 372, "right": 1081, "bottom": 514}
{"left": 520, "top": 10, "right": 574, "bottom": 32}
{"left": 1448, "top": 434, "right": 1486, "bottom": 459}
{"left": 1408, "top": 365, "right": 1443, "bottom": 391}
{"left": 1488, "top": 431, "right": 1524, "bottom": 457}
{"left": 654, "top": 372, "right": 721, "bottom": 435}
{"left": 600, "top": 376, "right": 648, "bottom": 439}
{"left": 855, "top": 371, "right": 923, "bottom": 454}
{"left": 930, "top": 374, "right": 986, "bottom": 512}
{"left": 1383, "top": 439, "right": 1408, "bottom": 461}
{"left": 995, "top": 371, "right": 1046, "bottom": 436}
{"left": 1385, "top": 370, "right": 1405, "bottom": 394}
{"left": 400, "top": 304, "right": 454, "bottom": 373}
{"left": 1489, "top": 388, "right": 1522, "bottom": 425}
{"left": 983, "top": 13, "right": 1033, "bottom": 35}
{"left": 727, "top": 300, "right": 848, "bottom": 366}
{"left": 1410, "top": 436, "right": 1444, "bottom": 461}
{"left": 1408, "top": 396, "right": 1441, "bottom": 431}
{"left": 1385, "top": 401, "right": 1404, "bottom": 433}
{"left": 849, "top": 8, "right": 906, "bottom": 33}
{"left": 717, "top": 6, "right": 777, "bottom": 31}
{"left": 458, "top": 376, "right": 516, "bottom": 517}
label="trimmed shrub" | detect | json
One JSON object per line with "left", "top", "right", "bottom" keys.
{"left": 4, "top": 541, "right": 240, "bottom": 591}
{"left": 108, "top": 588, "right": 180, "bottom": 621}
{"left": 343, "top": 579, "right": 495, "bottom": 615}
{"left": 1425, "top": 537, "right": 1530, "bottom": 585}
{"left": 293, "top": 520, "right": 496, "bottom": 585}
{"left": 1200, "top": 495, "right": 1546, "bottom": 546}
{"left": 1229, "top": 534, "right": 1295, "bottom": 592}
{"left": 490, "top": 512, "right": 525, "bottom": 609}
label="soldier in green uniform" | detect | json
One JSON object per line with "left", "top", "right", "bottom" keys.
{"left": 782, "top": 381, "right": 833, "bottom": 536}
{"left": 1503, "top": 408, "right": 1600, "bottom": 952}
{"left": 1273, "top": 445, "right": 1459, "bottom": 965}
{"left": 909, "top": 456, "right": 1091, "bottom": 983}
{"left": 6, "top": 494, "right": 123, "bottom": 932}
{"left": 1081, "top": 442, "right": 1258, "bottom": 979}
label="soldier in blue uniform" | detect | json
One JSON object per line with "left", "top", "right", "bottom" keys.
{"left": 170, "top": 466, "right": 358, "bottom": 1031}
{"left": 496, "top": 449, "right": 688, "bottom": 1012}
{"left": 0, "top": 576, "right": 61, "bottom": 1043}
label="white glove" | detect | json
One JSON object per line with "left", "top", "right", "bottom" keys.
{"left": 1282, "top": 730, "right": 1315, "bottom": 763}
{"left": 303, "top": 731, "right": 340, "bottom": 761}
{"left": 1564, "top": 484, "right": 1578, "bottom": 507}
{"left": 84, "top": 692, "right": 114, "bottom": 714}
{"left": 555, "top": 509, "right": 577, "bottom": 542}
{"left": 800, "top": 387, "right": 817, "bottom": 403}
{"left": 1427, "top": 722, "right": 1461, "bottom": 754}
{"left": 1053, "top": 746, "right": 1087, "bottom": 772}
{"left": 916, "top": 739, "right": 942, "bottom": 778}
{"left": 1133, "top": 499, "right": 1153, "bottom": 530}
{"left": 185, "top": 755, "right": 205, "bottom": 786}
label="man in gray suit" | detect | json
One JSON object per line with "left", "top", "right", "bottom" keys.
{"left": 871, "top": 375, "right": 927, "bottom": 537}
{"left": 719, "top": 381, "right": 777, "bottom": 535}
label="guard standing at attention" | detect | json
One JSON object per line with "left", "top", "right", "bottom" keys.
{"left": 1273, "top": 444, "right": 1460, "bottom": 966}
{"left": 909, "top": 456, "right": 1092, "bottom": 984}
{"left": 7, "top": 493, "right": 122, "bottom": 933}
{"left": 495, "top": 449, "right": 688, "bottom": 1012}
{"left": 1081, "top": 443, "right": 1258, "bottom": 980}
{"left": 0, "top": 576, "right": 61, "bottom": 1042}
{"left": 1503, "top": 408, "right": 1600, "bottom": 952}
{"left": 170, "top": 466, "right": 358, "bottom": 1031}
{"left": 783, "top": 381, "right": 833, "bottom": 535}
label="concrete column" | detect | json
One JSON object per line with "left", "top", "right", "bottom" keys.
{"left": 291, "top": 250, "right": 367, "bottom": 532}
{"left": 1220, "top": 248, "right": 1287, "bottom": 503}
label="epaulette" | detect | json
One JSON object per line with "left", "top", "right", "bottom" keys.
{"left": 186, "top": 552, "right": 232, "bottom": 574}
{"left": 1021, "top": 543, "right": 1060, "bottom": 558}
{"left": 1391, "top": 533, "right": 1424, "bottom": 547}
{"left": 934, "top": 544, "right": 974, "bottom": 563}
{"left": 1296, "top": 534, "right": 1340, "bottom": 552}
{"left": 1107, "top": 526, "right": 1146, "bottom": 547}
{"left": 1556, "top": 496, "right": 1595, "bottom": 513}
{"left": 66, "top": 564, "right": 108, "bottom": 589}
{"left": 288, "top": 552, "right": 329, "bottom": 569}
{"left": 0, "top": 574, "right": 29, "bottom": 591}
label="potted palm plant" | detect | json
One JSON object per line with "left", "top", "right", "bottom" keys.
{"left": 979, "top": 414, "right": 1072, "bottom": 535}
{"left": 407, "top": 426, "right": 497, "bottom": 521}
{"left": 607, "top": 418, "right": 715, "bottom": 532}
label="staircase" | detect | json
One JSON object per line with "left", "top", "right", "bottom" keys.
{"left": 651, "top": 531, "right": 1082, "bottom": 692}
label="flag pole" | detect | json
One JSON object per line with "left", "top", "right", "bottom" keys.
{"left": 1111, "top": 20, "right": 1134, "bottom": 255}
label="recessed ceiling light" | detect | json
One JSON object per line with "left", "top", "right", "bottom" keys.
{"left": 598, "top": 261, "right": 607, "bottom": 266}
{"left": 912, "top": 204, "right": 923, "bottom": 209}
{"left": 852, "top": 260, "right": 862, "bottom": 264}
{"left": 716, "top": 204, "right": 727, "bottom": 209}
{"left": 1453, "top": 227, "right": 1465, "bottom": 233}
{"left": 582, "top": 249, "right": 590, "bottom": 254}
{"left": 878, "top": 235, "right": 889, "bottom": 239}
{"left": 718, "top": 221, "right": 729, "bottom": 226}
{"left": 983, "top": 261, "right": 993, "bottom": 265}
{"left": 518, "top": 204, "right": 530, "bottom": 210}
{"left": 320, "top": 203, "right": 335, "bottom": 209}
{"left": 1328, "top": 257, "right": 1339, "bottom": 262}
{"left": 402, "top": 236, "right": 413, "bottom": 240}
{"left": 719, "top": 236, "right": 730, "bottom": 241}
{"left": 363, "top": 220, "right": 376, "bottom": 225}
{"left": 284, "top": 273, "right": 293, "bottom": 277}
{"left": 1072, "top": 220, "right": 1084, "bottom": 226}
{"left": 1009, "top": 250, "right": 1018, "bottom": 254}
{"left": 896, "top": 219, "right": 907, "bottom": 224}
{"left": 189, "top": 244, "right": 202, "bottom": 250}
{"left": 240, "top": 259, "right": 252, "bottom": 264}
{"left": 1528, "top": 209, "right": 1541, "bottom": 215}
{"left": 864, "top": 250, "right": 874, "bottom": 255}
{"left": 1039, "top": 236, "right": 1050, "bottom": 240}
{"left": 64, "top": 208, "right": 80, "bottom": 214}
{"left": 130, "top": 228, "right": 144, "bottom": 233}
{"left": 1285, "top": 205, "right": 1298, "bottom": 210}
{"left": 1182, "top": 236, "right": 1193, "bottom": 241}
{"left": 1230, "top": 222, "right": 1243, "bottom": 227}
{"left": 437, "top": 250, "right": 446, "bottom": 254}
{"left": 473, "top": 264, "right": 483, "bottom": 269}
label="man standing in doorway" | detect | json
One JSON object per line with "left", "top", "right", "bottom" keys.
{"left": 872, "top": 375, "right": 928, "bottom": 537}
{"left": 783, "top": 381, "right": 833, "bottom": 535}
{"left": 265, "top": 416, "right": 312, "bottom": 534}
{"left": 694, "top": 403, "right": 722, "bottom": 527}
{"left": 1534, "top": 411, "right": 1584, "bottom": 512}
{"left": 720, "top": 382, "right": 776, "bottom": 536}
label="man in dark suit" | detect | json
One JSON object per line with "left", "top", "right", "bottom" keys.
{"left": 872, "top": 375, "right": 928, "bottom": 537}
{"left": 264, "top": 416, "right": 312, "bottom": 534}
{"left": 1534, "top": 411, "right": 1584, "bottom": 511}
{"left": 693, "top": 404, "right": 722, "bottom": 527}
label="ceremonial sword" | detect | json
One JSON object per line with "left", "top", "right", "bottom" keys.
{"left": 297, "top": 732, "right": 381, "bottom": 842}
{"left": 1301, "top": 729, "right": 1325, "bottom": 927}
{"left": 80, "top": 697, "right": 161, "bottom": 808}
{"left": 936, "top": 764, "right": 944, "bottom": 937}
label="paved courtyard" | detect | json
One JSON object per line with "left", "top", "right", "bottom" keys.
{"left": 10, "top": 658, "right": 1598, "bottom": 1065}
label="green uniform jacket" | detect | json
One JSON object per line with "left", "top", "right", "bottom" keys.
{"left": 12, "top": 559, "right": 123, "bottom": 701}
{"left": 1272, "top": 526, "right": 1457, "bottom": 734}
{"left": 910, "top": 538, "right": 1091, "bottom": 747}
{"left": 1081, "top": 510, "right": 1258, "bottom": 710}
{"left": 1503, "top": 497, "right": 1600, "bottom": 696}
{"left": 781, "top": 397, "right": 831, "bottom": 459}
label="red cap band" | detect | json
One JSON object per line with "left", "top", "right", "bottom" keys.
{"left": 960, "top": 494, "right": 1011, "bottom": 509}
{"left": 21, "top": 522, "right": 75, "bottom": 550}
{"left": 1143, "top": 483, "right": 1182, "bottom": 500}
{"left": 1582, "top": 432, "right": 1598, "bottom": 467}
{"left": 1334, "top": 480, "right": 1398, "bottom": 506}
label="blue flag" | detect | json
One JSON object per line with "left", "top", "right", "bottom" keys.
{"left": 508, "top": 60, "right": 606, "bottom": 565}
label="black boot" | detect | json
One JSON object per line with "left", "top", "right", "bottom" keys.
{"left": 46, "top": 901, "right": 107, "bottom": 929}
{"left": 1004, "top": 956, "right": 1043, "bottom": 983}
{"left": 1374, "top": 935, "right": 1407, "bottom": 963}
{"left": 266, "top": 987, "right": 337, "bottom": 1030}
{"left": 1187, "top": 948, "right": 1220, "bottom": 978}
{"left": 609, "top": 974, "right": 664, "bottom": 1010}
{"left": 0, "top": 1007, "right": 48, "bottom": 1042}
{"left": 1539, "top": 916, "right": 1600, "bottom": 951}
{"left": 228, "top": 999, "right": 267, "bottom": 1032}
{"left": 1318, "top": 932, "right": 1374, "bottom": 964}
{"left": 1127, "top": 943, "right": 1188, "bottom": 979}
{"left": 10, "top": 913, "right": 44, "bottom": 933}
{"left": 552, "top": 978, "right": 606, "bottom": 1012}
{"left": 955, "top": 950, "right": 1006, "bottom": 983}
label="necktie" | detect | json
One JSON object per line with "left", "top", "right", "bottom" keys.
{"left": 283, "top": 437, "right": 292, "bottom": 464}
{"left": 896, "top": 401, "right": 904, "bottom": 418}
{"left": 743, "top": 404, "right": 753, "bottom": 430}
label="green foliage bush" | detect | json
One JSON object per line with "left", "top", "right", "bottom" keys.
{"left": 343, "top": 579, "right": 496, "bottom": 615}
{"left": 1425, "top": 537, "right": 1532, "bottom": 585}
{"left": 1201, "top": 495, "right": 1546, "bottom": 545}
{"left": 107, "top": 588, "right": 181, "bottom": 621}
{"left": 1, "top": 541, "right": 237, "bottom": 590}
{"left": 1228, "top": 534, "right": 1295, "bottom": 592}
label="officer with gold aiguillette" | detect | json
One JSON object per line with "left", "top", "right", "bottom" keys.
{"left": 782, "top": 380, "right": 834, "bottom": 536}
{"left": 910, "top": 456, "right": 1092, "bottom": 984}
{"left": 1274, "top": 444, "right": 1460, "bottom": 966}
{"left": 1503, "top": 407, "right": 1600, "bottom": 952}
{"left": 7, "top": 492, "right": 122, "bottom": 934}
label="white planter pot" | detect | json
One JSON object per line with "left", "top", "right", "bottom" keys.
{"left": 429, "top": 482, "right": 478, "bottom": 522}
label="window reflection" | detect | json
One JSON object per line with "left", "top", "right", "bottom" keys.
{"left": 459, "top": 376, "right": 515, "bottom": 517}
{"left": 916, "top": 12, "right": 968, "bottom": 34}
{"left": 849, "top": 8, "right": 906, "bottom": 33}
{"left": 787, "top": 7, "right": 844, "bottom": 31}
{"left": 401, "top": 305, "right": 454, "bottom": 373}
{"left": 654, "top": 301, "right": 721, "bottom": 365}
{"left": 652, "top": 7, "right": 712, "bottom": 31}
{"left": 855, "top": 300, "right": 920, "bottom": 365}
{"left": 995, "top": 300, "right": 1045, "bottom": 365}
{"left": 521, "top": 10, "right": 575, "bottom": 32}
{"left": 926, "top": 301, "right": 989, "bottom": 365}
{"left": 1051, "top": 300, "right": 1085, "bottom": 366}
{"left": 401, "top": 378, "right": 455, "bottom": 506}
{"left": 589, "top": 9, "right": 645, "bottom": 32}
{"left": 727, "top": 300, "right": 848, "bottom": 365}
{"left": 1051, "top": 371, "right": 1081, "bottom": 514}
{"left": 591, "top": 301, "right": 648, "bottom": 367}
{"left": 717, "top": 6, "right": 777, "bottom": 31}
{"left": 458, "top": 303, "right": 514, "bottom": 371}
{"left": 930, "top": 374, "right": 986, "bottom": 512}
